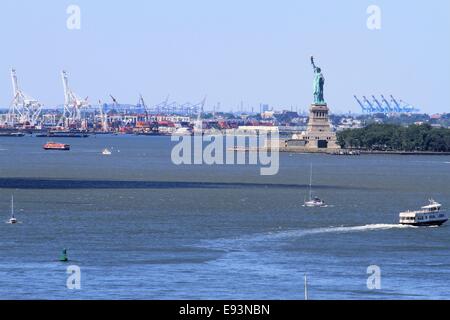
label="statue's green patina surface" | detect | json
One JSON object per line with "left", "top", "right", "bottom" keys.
{"left": 311, "top": 56, "right": 326, "bottom": 105}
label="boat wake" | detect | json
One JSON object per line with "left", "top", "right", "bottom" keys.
{"left": 261, "top": 223, "right": 415, "bottom": 241}
{"left": 301, "top": 204, "right": 334, "bottom": 208}
{"left": 200, "top": 224, "right": 415, "bottom": 251}
{"left": 309, "top": 223, "right": 413, "bottom": 233}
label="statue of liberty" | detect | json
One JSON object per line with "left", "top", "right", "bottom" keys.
{"left": 311, "top": 56, "right": 325, "bottom": 104}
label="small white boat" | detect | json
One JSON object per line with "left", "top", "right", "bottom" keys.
{"left": 172, "top": 127, "right": 192, "bottom": 136}
{"left": 304, "top": 164, "right": 326, "bottom": 208}
{"left": 7, "top": 196, "right": 18, "bottom": 224}
{"left": 102, "top": 148, "right": 112, "bottom": 155}
{"left": 304, "top": 196, "right": 326, "bottom": 208}
{"left": 399, "top": 199, "right": 447, "bottom": 227}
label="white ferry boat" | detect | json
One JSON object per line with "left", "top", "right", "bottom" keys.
{"left": 399, "top": 200, "right": 448, "bottom": 226}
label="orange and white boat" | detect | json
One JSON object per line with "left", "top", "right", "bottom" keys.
{"left": 43, "top": 142, "right": 70, "bottom": 151}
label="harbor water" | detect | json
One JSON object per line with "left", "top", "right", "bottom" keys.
{"left": 0, "top": 135, "right": 449, "bottom": 299}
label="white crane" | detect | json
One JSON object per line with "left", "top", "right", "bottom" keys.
{"left": 8, "top": 68, "right": 42, "bottom": 127}
{"left": 193, "top": 96, "right": 207, "bottom": 134}
{"left": 98, "top": 100, "right": 109, "bottom": 132}
{"left": 60, "top": 70, "right": 89, "bottom": 128}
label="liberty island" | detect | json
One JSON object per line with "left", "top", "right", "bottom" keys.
{"left": 282, "top": 56, "right": 340, "bottom": 152}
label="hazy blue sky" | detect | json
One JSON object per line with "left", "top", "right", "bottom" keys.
{"left": 0, "top": 0, "right": 449, "bottom": 113}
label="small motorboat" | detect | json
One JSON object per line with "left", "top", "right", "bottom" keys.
{"left": 102, "top": 148, "right": 112, "bottom": 155}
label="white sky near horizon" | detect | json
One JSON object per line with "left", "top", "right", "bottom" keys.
{"left": 0, "top": 0, "right": 449, "bottom": 114}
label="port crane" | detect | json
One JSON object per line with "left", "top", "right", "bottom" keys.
{"left": 150, "top": 95, "right": 205, "bottom": 116}
{"left": 97, "top": 100, "right": 109, "bottom": 132}
{"left": 362, "top": 96, "right": 376, "bottom": 113}
{"left": 380, "top": 95, "right": 393, "bottom": 112}
{"left": 389, "top": 95, "right": 402, "bottom": 112}
{"left": 189, "top": 96, "right": 207, "bottom": 116}
{"left": 8, "top": 68, "right": 42, "bottom": 127}
{"left": 390, "top": 95, "right": 419, "bottom": 113}
{"left": 354, "top": 95, "right": 369, "bottom": 113}
{"left": 179, "top": 102, "right": 194, "bottom": 115}
{"left": 153, "top": 95, "right": 170, "bottom": 114}
{"left": 398, "top": 99, "right": 419, "bottom": 113}
{"left": 110, "top": 95, "right": 134, "bottom": 125}
{"left": 60, "top": 70, "right": 89, "bottom": 127}
{"left": 110, "top": 94, "right": 119, "bottom": 110}
{"left": 193, "top": 96, "right": 207, "bottom": 134}
{"left": 371, "top": 95, "right": 386, "bottom": 113}
{"left": 166, "top": 101, "right": 178, "bottom": 114}
{"left": 136, "top": 94, "right": 147, "bottom": 111}
{"left": 137, "top": 94, "right": 151, "bottom": 120}
{"left": 178, "top": 101, "right": 199, "bottom": 115}
{"left": 354, "top": 94, "right": 420, "bottom": 114}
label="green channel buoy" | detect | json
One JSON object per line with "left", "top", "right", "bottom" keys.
{"left": 59, "top": 249, "right": 69, "bottom": 262}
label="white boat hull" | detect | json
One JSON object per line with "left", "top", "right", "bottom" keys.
{"left": 304, "top": 201, "right": 326, "bottom": 208}
{"left": 400, "top": 219, "right": 448, "bottom": 227}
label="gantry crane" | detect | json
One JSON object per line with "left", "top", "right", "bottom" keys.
{"left": 354, "top": 95, "right": 369, "bottom": 113}
{"left": 371, "top": 95, "right": 386, "bottom": 113}
{"left": 60, "top": 70, "right": 89, "bottom": 128}
{"left": 98, "top": 100, "right": 109, "bottom": 132}
{"left": 380, "top": 95, "right": 393, "bottom": 112}
{"left": 362, "top": 96, "right": 376, "bottom": 113}
{"left": 8, "top": 68, "right": 42, "bottom": 127}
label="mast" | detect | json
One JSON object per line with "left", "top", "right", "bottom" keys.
{"left": 309, "top": 164, "right": 313, "bottom": 201}
{"left": 11, "top": 195, "right": 14, "bottom": 218}
{"left": 304, "top": 274, "right": 308, "bottom": 300}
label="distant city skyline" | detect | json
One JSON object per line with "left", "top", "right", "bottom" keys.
{"left": 0, "top": 0, "right": 449, "bottom": 113}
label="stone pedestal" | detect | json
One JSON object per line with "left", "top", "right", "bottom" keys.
{"left": 299, "top": 103, "right": 340, "bottom": 150}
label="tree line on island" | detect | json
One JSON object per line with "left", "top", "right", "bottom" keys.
{"left": 337, "top": 124, "right": 450, "bottom": 152}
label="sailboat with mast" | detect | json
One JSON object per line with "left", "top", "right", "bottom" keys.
{"left": 7, "top": 195, "right": 18, "bottom": 224}
{"left": 304, "top": 164, "right": 326, "bottom": 208}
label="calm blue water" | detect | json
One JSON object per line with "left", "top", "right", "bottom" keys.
{"left": 0, "top": 135, "right": 449, "bottom": 300}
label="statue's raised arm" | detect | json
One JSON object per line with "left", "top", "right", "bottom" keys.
{"left": 311, "top": 56, "right": 317, "bottom": 71}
